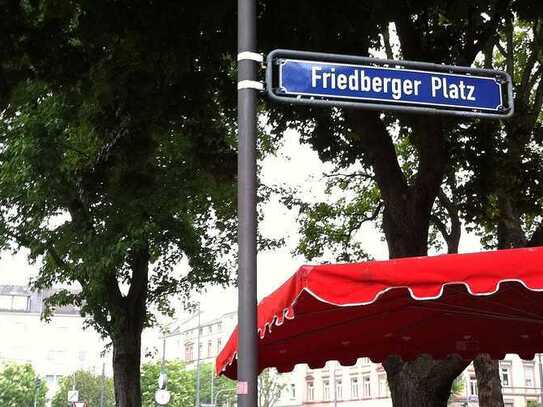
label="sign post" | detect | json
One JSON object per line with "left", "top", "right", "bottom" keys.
{"left": 237, "top": 1, "right": 260, "bottom": 407}
{"left": 67, "top": 390, "right": 79, "bottom": 403}
{"left": 266, "top": 49, "right": 513, "bottom": 119}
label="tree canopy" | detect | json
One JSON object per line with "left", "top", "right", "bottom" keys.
{"left": 51, "top": 369, "right": 114, "bottom": 407}
{"left": 0, "top": 1, "right": 240, "bottom": 405}
{"left": 141, "top": 361, "right": 235, "bottom": 407}
{"left": 0, "top": 362, "right": 47, "bottom": 407}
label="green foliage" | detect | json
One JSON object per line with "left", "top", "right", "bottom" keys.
{"left": 527, "top": 401, "right": 541, "bottom": 407}
{"left": 140, "top": 361, "right": 235, "bottom": 407}
{"left": 258, "top": 369, "right": 285, "bottom": 407}
{"left": 456, "top": 15, "right": 543, "bottom": 248}
{"left": 51, "top": 370, "right": 114, "bottom": 407}
{"left": 196, "top": 363, "right": 236, "bottom": 406}
{"left": 141, "top": 361, "right": 194, "bottom": 407}
{"left": 448, "top": 376, "right": 465, "bottom": 404}
{"left": 0, "top": 362, "right": 47, "bottom": 407}
{"left": 0, "top": 0, "right": 240, "bottom": 335}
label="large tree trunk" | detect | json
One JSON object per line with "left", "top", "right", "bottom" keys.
{"left": 109, "top": 246, "right": 149, "bottom": 407}
{"left": 381, "top": 203, "right": 470, "bottom": 407}
{"left": 112, "top": 329, "right": 143, "bottom": 407}
{"left": 474, "top": 354, "right": 504, "bottom": 407}
{"left": 385, "top": 356, "right": 468, "bottom": 407}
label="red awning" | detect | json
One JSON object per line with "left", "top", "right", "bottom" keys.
{"left": 216, "top": 247, "right": 543, "bottom": 379}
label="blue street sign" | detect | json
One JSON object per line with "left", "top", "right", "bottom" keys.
{"left": 266, "top": 50, "right": 514, "bottom": 119}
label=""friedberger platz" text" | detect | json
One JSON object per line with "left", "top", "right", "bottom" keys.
{"left": 311, "top": 66, "right": 476, "bottom": 101}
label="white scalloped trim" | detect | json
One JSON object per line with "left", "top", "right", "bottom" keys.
{"left": 219, "top": 277, "right": 543, "bottom": 374}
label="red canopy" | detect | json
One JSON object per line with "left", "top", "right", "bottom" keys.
{"left": 216, "top": 247, "right": 543, "bottom": 379}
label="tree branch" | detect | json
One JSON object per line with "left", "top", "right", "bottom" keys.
{"left": 344, "top": 110, "right": 408, "bottom": 213}
{"left": 322, "top": 171, "right": 374, "bottom": 181}
{"left": 459, "top": 0, "right": 511, "bottom": 66}
{"left": 528, "top": 221, "right": 543, "bottom": 247}
{"left": 381, "top": 25, "right": 394, "bottom": 60}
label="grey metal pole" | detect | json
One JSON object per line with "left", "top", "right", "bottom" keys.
{"left": 211, "top": 362, "right": 214, "bottom": 405}
{"left": 196, "top": 306, "right": 202, "bottom": 407}
{"left": 33, "top": 377, "right": 40, "bottom": 407}
{"left": 538, "top": 353, "right": 543, "bottom": 405}
{"left": 100, "top": 360, "right": 105, "bottom": 407}
{"left": 237, "top": 1, "right": 258, "bottom": 407}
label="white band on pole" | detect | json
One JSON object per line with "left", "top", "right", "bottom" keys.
{"left": 237, "top": 80, "right": 264, "bottom": 91}
{"left": 237, "top": 52, "right": 264, "bottom": 63}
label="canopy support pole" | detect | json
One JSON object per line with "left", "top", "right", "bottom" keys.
{"left": 237, "top": 0, "right": 258, "bottom": 407}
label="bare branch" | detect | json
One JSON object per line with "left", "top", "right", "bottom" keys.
{"left": 381, "top": 26, "right": 394, "bottom": 60}
{"left": 322, "top": 171, "right": 374, "bottom": 181}
{"left": 528, "top": 221, "right": 543, "bottom": 247}
{"left": 495, "top": 41, "right": 507, "bottom": 59}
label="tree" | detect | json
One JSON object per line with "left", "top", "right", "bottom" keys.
{"left": 257, "top": 369, "right": 285, "bottom": 407}
{"left": 141, "top": 361, "right": 194, "bottom": 407}
{"left": 0, "top": 362, "right": 47, "bottom": 407}
{"left": 51, "top": 370, "right": 114, "bottom": 407}
{"left": 258, "top": 1, "right": 513, "bottom": 406}
{"left": 448, "top": 376, "right": 465, "bottom": 405}
{"left": 141, "top": 361, "right": 235, "bottom": 407}
{"left": 0, "top": 2, "right": 239, "bottom": 406}
{"left": 454, "top": 11, "right": 543, "bottom": 407}
{"left": 197, "top": 363, "right": 236, "bottom": 406}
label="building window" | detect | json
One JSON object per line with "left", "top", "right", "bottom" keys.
{"left": 350, "top": 377, "right": 359, "bottom": 399}
{"left": 78, "top": 351, "right": 87, "bottom": 363}
{"left": 185, "top": 343, "right": 194, "bottom": 361}
{"left": 198, "top": 342, "right": 203, "bottom": 358}
{"left": 525, "top": 365, "right": 535, "bottom": 387}
{"left": 469, "top": 375, "right": 478, "bottom": 396}
{"left": 0, "top": 295, "right": 29, "bottom": 311}
{"left": 360, "top": 357, "right": 370, "bottom": 365}
{"left": 306, "top": 382, "right": 314, "bottom": 401}
{"left": 217, "top": 322, "right": 223, "bottom": 331}
{"left": 208, "top": 341, "right": 213, "bottom": 357}
{"left": 335, "top": 378, "right": 342, "bottom": 400}
{"left": 500, "top": 364, "right": 511, "bottom": 387}
{"left": 323, "top": 379, "right": 330, "bottom": 401}
{"left": 45, "top": 375, "right": 63, "bottom": 389}
{"left": 217, "top": 338, "right": 222, "bottom": 354}
{"left": 362, "top": 374, "right": 371, "bottom": 398}
{"left": 290, "top": 384, "right": 296, "bottom": 399}
{"left": 378, "top": 374, "right": 390, "bottom": 397}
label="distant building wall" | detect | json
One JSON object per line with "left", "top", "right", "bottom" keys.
{"left": 0, "top": 285, "right": 111, "bottom": 405}
{"left": 169, "top": 309, "right": 543, "bottom": 407}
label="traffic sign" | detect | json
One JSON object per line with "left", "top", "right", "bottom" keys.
{"left": 155, "top": 389, "right": 171, "bottom": 405}
{"left": 67, "top": 390, "right": 79, "bottom": 402}
{"left": 266, "top": 49, "right": 513, "bottom": 119}
{"left": 72, "top": 402, "right": 87, "bottom": 407}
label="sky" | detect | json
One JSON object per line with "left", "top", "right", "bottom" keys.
{"left": 0, "top": 129, "right": 482, "bottom": 325}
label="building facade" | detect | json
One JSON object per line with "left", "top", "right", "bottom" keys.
{"left": 0, "top": 285, "right": 111, "bottom": 404}
{"left": 171, "top": 309, "right": 543, "bottom": 407}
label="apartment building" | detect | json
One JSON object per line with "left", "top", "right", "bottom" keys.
{"left": 171, "top": 309, "right": 543, "bottom": 407}
{"left": 0, "top": 285, "right": 111, "bottom": 404}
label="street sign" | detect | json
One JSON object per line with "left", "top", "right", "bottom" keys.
{"left": 266, "top": 49, "right": 514, "bottom": 119}
{"left": 155, "top": 389, "right": 171, "bottom": 405}
{"left": 67, "top": 390, "right": 79, "bottom": 402}
{"left": 72, "top": 402, "right": 87, "bottom": 407}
